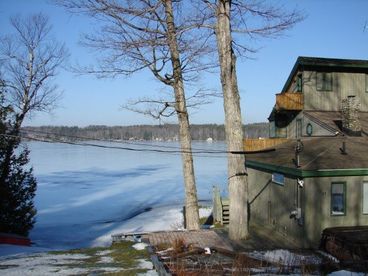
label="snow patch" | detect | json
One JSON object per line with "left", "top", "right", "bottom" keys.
{"left": 316, "top": 250, "right": 339, "bottom": 263}
{"left": 137, "top": 259, "right": 154, "bottom": 270}
{"left": 95, "top": 249, "right": 113, "bottom": 256}
{"left": 199, "top": 207, "right": 212, "bottom": 219}
{"left": 97, "top": 256, "right": 114, "bottom": 263}
{"left": 0, "top": 253, "right": 89, "bottom": 266}
{"left": 133, "top": 242, "right": 148, "bottom": 250}
{"left": 249, "top": 249, "right": 322, "bottom": 266}
{"left": 0, "top": 253, "right": 91, "bottom": 276}
{"left": 91, "top": 205, "right": 183, "bottom": 247}
{"left": 329, "top": 271, "right": 366, "bottom": 276}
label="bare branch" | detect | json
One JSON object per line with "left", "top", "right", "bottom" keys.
{"left": 0, "top": 13, "right": 68, "bottom": 126}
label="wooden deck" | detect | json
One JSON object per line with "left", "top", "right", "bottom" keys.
{"left": 244, "top": 138, "right": 288, "bottom": 152}
{"left": 276, "top": 92, "right": 303, "bottom": 111}
{"left": 148, "top": 230, "right": 233, "bottom": 251}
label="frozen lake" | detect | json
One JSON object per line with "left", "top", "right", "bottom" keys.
{"left": 26, "top": 141, "right": 228, "bottom": 250}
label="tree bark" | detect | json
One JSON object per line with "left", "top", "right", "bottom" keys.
{"left": 163, "top": 0, "right": 200, "bottom": 230}
{"left": 215, "top": 0, "right": 248, "bottom": 240}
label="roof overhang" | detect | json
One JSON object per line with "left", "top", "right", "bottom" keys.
{"left": 281, "top": 56, "right": 368, "bottom": 93}
{"left": 247, "top": 160, "right": 368, "bottom": 178}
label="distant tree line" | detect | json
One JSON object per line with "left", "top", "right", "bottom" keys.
{"left": 23, "top": 123, "right": 269, "bottom": 142}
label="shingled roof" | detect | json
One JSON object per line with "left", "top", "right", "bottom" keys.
{"left": 246, "top": 136, "right": 368, "bottom": 177}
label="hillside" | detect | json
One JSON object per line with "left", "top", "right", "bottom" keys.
{"left": 23, "top": 123, "right": 269, "bottom": 141}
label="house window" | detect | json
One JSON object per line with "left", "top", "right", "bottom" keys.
{"left": 296, "top": 74, "right": 302, "bottom": 92}
{"left": 363, "top": 182, "right": 368, "bottom": 214}
{"left": 316, "top": 72, "right": 332, "bottom": 91}
{"left": 365, "top": 74, "right": 368, "bottom": 93}
{"left": 331, "top": 182, "right": 346, "bottom": 215}
{"left": 269, "top": 122, "right": 276, "bottom": 138}
{"left": 272, "top": 173, "right": 285, "bottom": 186}
{"left": 296, "top": 119, "right": 302, "bottom": 138}
{"left": 306, "top": 123, "right": 313, "bottom": 136}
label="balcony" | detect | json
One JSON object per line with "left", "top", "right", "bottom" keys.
{"left": 244, "top": 138, "right": 288, "bottom": 152}
{"left": 276, "top": 92, "right": 303, "bottom": 111}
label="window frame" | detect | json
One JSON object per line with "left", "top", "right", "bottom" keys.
{"left": 365, "top": 74, "right": 368, "bottom": 93}
{"left": 306, "top": 123, "right": 313, "bottom": 136}
{"left": 296, "top": 119, "right": 302, "bottom": 138}
{"left": 296, "top": 73, "right": 303, "bottom": 92}
{"left": 363, "top": 182, "right": 368, "bottom": 214}
{"left": 316, "top": 72, "right": 333, "bottom": 91}
{"left": 330, "top": 182, "right": 346, "bottom": 216}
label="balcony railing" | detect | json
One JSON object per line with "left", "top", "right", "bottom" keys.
{"left": 244, "top": 138, "right": 288, "bottom": 152}
{"left": 276, "top": 92, "right": 303, "bottom": 111}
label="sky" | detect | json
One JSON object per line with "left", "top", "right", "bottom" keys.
{"left": 0, "top": 0, "right": 367, "bottom": 127}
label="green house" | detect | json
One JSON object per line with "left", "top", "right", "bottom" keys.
{"left": 246, "top": 57, "right": 368, "bottom": 248}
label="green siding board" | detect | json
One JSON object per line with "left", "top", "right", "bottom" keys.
{"left": 246, "top": 160, "right": 368, "bottom": 178}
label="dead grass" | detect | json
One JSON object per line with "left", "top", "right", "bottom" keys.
{"left": 46, "top": 241, "right": 152, "bottom": 275}
{"left": 153, "top": 241, "right": 330, "bottom": 275}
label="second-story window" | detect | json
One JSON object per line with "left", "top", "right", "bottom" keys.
{"left": 316, "top": 72, "right": 332, "bottom": 91}
{"left": 296, "top": 74, "right": 302, "bottom": 92}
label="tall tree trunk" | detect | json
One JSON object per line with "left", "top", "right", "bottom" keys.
{"left": 163, "top": 0, "right": 200, "bottom": 230}
{"left": 215, "top": 0, "right": 249, "bottom": 240}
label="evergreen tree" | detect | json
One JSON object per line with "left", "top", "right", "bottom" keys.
{"left": 0, "top": 97, "right": 37, "bottom": 236}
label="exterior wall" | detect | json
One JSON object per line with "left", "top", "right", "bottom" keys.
{"left": 269, "top": 121, "right": 287, "bottom": 138}
{"left": 303, "top": 71, "right": 368, "bottom": 112}
{"left": 247, "top": 168, "right": 305, "bottom": 247}
{"left": 285, "top": 112, "right": 334, "bottom": 139}
{"left": 301, "top": 113, "right": 335, "bottom": 137}
{"left": 248, "top": 168, "right": 368, "bottom": 248}
{"left": 285, "top": 70, "right": 302, "bottom": 93}
{"left": 303, "top": 176, "right": 368, "bottom": 248}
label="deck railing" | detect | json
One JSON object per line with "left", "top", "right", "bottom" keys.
{"left": 244, "top": 138, "right": 288, "bottom": 152}
{"left": 276, "top": 92, "right": 303, "bottom": 111}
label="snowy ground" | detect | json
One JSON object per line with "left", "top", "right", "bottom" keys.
{"left": 0, "top": 244, "right": 157, "bottom": 276}
{"left": 0, "top": 206, "right": 210, "bottom": 275}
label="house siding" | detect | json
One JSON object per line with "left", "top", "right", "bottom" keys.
{"left": 248, "top": 168, "right": 305, "bottom": 247}
{"left": 247, "top": 168, "right": 368, "bottom": 248}
{"left": 303, "top": 71, "right": 368, "bottom": 112}
{"left": 303, "top": 176, "right": 368, "bottom": 248}
{"left": 301, "top": 113, "right": 336, "bottom": 136}
{"left": 284, "top": 112, "right": 335, "bottom": 138}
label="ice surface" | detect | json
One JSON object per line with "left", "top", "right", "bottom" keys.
{"left": 2, "top": 141, "right": 227, "bottom": 256}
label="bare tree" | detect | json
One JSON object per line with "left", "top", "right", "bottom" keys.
{"left": 198, "top": 0, "right": 303, "bottom": 240}
{"left": 0, "top": 13, "right": 67, "bottom": 130}
{"left": 55, "top": 0, "right": 216, "bottom": 230}
{"left": 122, "top": 89, "right": 220, "bottom": 123}
{"left": 0, "top": 13, "right": 67, "bottom": 236}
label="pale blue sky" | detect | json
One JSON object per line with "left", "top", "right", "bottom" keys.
{"left": 1, "top": 0, "right": 367, "bottom": 127}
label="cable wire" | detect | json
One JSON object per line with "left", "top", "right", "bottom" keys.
{"left": 21, "top": 129, "right": 227, "bottom": 153}
{"left": 1, "top": 133, "right": 229, "bottom": 158}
